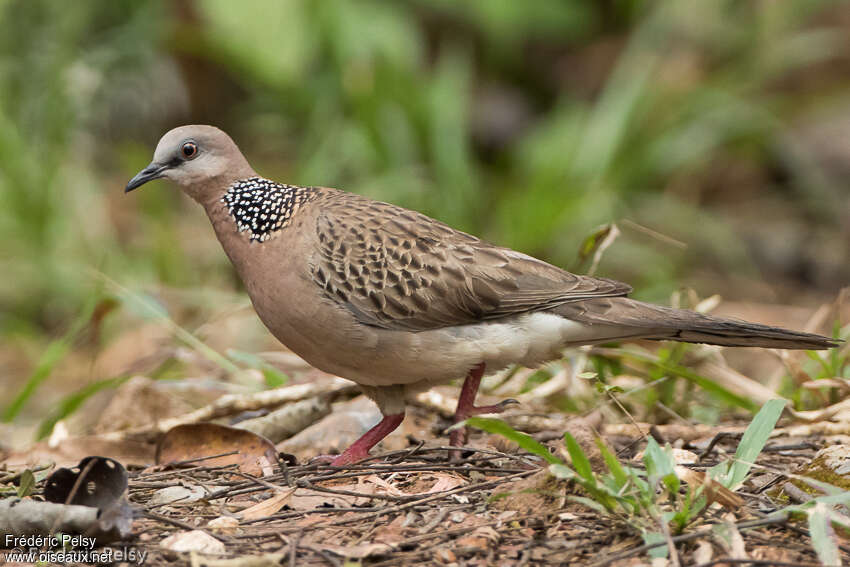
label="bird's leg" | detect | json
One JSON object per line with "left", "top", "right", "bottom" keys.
{"left": 450, "top": 362, "right": 519, "bottom": 449}
{"left": 330, "top": 413, "right": 405, "bottom": 466}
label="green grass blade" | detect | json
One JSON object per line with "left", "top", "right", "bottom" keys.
{"left": 644, "top": 437, "right": 679, "bottom": 494}
{"left": 567, "top": 495, "right": 608, "bottom": 514}
{"left": 564, "top": 432, "right": 594, "bottom": 482}
{"left": 16, "top": 470, "right": 35, "bottom": 498}
{"left": 597, "top": 438, "right": 628, "bottom": 486}
{"left": 466, "top": 417, "right": 562, "bottom": 465}
{"left": 724, "top": 398, "right": 785, "bottom": 488}
{"left": 808, "top": 503, "right": 840, "bottom": 567}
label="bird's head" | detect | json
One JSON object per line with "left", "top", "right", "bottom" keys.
{"left": 126, "top": 125, "right": 255, "bottom": 203}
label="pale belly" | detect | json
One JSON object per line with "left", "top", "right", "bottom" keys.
{"left": 255, "top": 297, "right": 623, "bottom": 390}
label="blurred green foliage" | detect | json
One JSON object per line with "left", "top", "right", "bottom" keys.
{"left": 1, "top": 0, "right": 847, "bottom": 342}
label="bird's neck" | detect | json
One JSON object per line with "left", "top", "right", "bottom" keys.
{"left": 199, "top": 175, "right": 319, "bottom": 272}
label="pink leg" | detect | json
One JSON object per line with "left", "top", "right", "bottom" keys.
{"left": 330, "top": 413, "right": 404, "bottom": 466}
{"left": 450, "top": 363, "right": 518, "bottom": 448}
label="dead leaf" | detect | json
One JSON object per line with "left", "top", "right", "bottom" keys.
{"left": 635, "top": 448, "right": 698, "bottom": 465}
{"left": 149, "top": 485, "right": 206, "bottom": 506}
{"left": 456, "top": 536, "right": 489, "bottom": 550}
{"left": 156, "top": 423, "right": 278, "bottom": 477}
{"left": 714, "top": 512, "right": 748, "bottom": 559}
{"left": 694, "top": 540, "right": 713, "bottom": 564}
{"left": 675, "top": 466, "right": 743, "bottom": 510}
{"left": 424, "top": 473, "right": 466, "bottom": 494}
{"left": 207, "top": 516, "right": 239, "bottom": 533}
{"left": 318, "top": 542, "right": 394, "bottom": 558}
{"left": 239, "top": 489, "right": 294, "bottom": 520}
{"left": 436, "top": 548, "right": 457, "bottom": 563}
{"left": 188, "top": 553, "right": 285, "bottom": 567}
{"left": 363, "top": 472, "right": 466, "bottom": 497}
{"left": 362, "top": 474, "right": 406, "bottom": 497}
{"left": 160, "top": 530, "right": 225, "bottom": 554}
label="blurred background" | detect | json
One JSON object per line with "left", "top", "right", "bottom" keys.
{"left": 1, "top": 0, "right": 848, "bottom": 435}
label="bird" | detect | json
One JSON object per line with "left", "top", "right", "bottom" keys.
{"left": 126, "top": 125, "right": 838, "bottom": 465}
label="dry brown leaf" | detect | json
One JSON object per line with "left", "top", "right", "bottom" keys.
{"left": 363, "top": 474, "right": 406, "bottom": 497}
{"left": 675, "top": 466, "right": 743, "bottom": 510}
{"left": 362, "top": 472, "right": 465, "bottom": 497}
{"left": 424, "top": 473, "right": 467, "bottom": 494}
{"left": 160, "top": 529, "right": 225, "bottom": 554}
{"left": 206, "top": 516, "right": 239, "bottom": 533}
{"left": 694, "top": 540, "right": 713, "bottom": 564}
{"left": 156, "top": 423, "right": 277, "bottom": 477}
{"left": 716, "top": 512, "right": 748, "bottom": 559}
{"left": 238, "top": 489, "right": 294, "bottom": 520}
{"left": 188, "top": 553, "right": 284, "bottom": 567}
{"left": 318, "top": 542, "right": 394, "bottom": 558}
{"left": 372, "top": 514, "right": 409, "bottom": 545}
{"left": 456, "top": 536, "right": 489, "bottom": 549}
{"left": 635, "top": 448, "right": 698, "bottom": 465}
{"left": 149, "top": 485, "right": 206, "bottom": 506}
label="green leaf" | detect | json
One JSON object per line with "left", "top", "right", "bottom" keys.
{"left": 16, "top": 470, "right": 35, "bottom": 498}
{"left": 597, "top": 438, "right": 628, "bottom": 487}
{"left": 567, "top": 495, "right": 609, "bottom": 514}
{"left": 813, "top": 491, "right": 850, "bottom": 507}
{"left": 563, "top": 432, "right": 594, "bottom": 482}
{"left": 549, "top": 464, "right": 576, "bottom": 480}
{"left": 642, "top": 531, "right": 668, "bottom": 559}
{"left": 643, "top": 437, "right": 679, "bottom": 494}
{"left": 808, "top": 502, "right": 840, "bottom": 567}
{"left": 723, "top": 399, "right": 785, "bottom": 488}
{"left": 466, "top": 417, "right": 561, "bottom": 465}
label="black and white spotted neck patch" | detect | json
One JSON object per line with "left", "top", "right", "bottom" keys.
{"left": 222, "top": 177, "right": 316, "bottom": 242}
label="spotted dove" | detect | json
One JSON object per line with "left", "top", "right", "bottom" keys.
{"left": 126, "top": 125, "right": 838, "bottom": 465}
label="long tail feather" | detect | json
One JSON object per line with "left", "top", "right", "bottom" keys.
{"left": 556, "top": 298, "right": 839, "bottom": 350}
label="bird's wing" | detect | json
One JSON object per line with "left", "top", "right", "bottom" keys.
{"left": 310, "top": 193, "right": 631, "bottom": 331}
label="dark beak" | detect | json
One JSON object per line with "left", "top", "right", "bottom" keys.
{"left": 125, "top": 162, "right": 168, "bottom": 193}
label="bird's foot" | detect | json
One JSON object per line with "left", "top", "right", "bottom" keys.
{"left": 314, "top": 413, "right": 404, "bottom": 467}
{"left": 329, "top": 449, "right": 370, "bottom": 467}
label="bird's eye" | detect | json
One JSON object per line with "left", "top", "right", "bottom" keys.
{"left": 182, "top": 142, "right": 198, "bottom": 159}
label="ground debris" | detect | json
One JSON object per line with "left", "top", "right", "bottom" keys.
{"left": 112, "top": 434, "right": 845, "bottom": 566}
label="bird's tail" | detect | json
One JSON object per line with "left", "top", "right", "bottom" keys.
{"left": 555, "top": 297, "right": 839, "bottom": 350}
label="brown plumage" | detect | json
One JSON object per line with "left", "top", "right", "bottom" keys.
{"left": 312, "top": 190, "right": 632, "bottom": 331}
{"left": 127, "top": 125, "right": 838, "bottom": 465}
